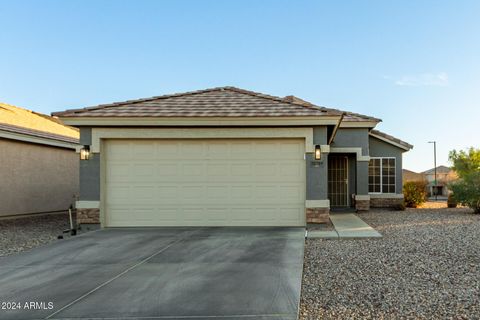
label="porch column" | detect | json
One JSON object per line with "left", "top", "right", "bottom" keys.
{"left": 305, "top": 126, "right": 330, "bottom": 224}
{"left": 305, "top": 153, "right": 329, "bottom": 223}
{"left": 355, "top": 160, "right": 370, "bottom": 211}
{"left": 77, "top": 127, "right": 101, "bottom": 227}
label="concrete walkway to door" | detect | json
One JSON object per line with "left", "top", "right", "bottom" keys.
{"left": 308, "top": 213, "right": 382, "bottom": 239}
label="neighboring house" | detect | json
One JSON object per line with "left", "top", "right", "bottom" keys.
{"left": 53, "top": 87, "right": 413, "bottom": 228}
{"left": 0, "top": 103, "right": 79, "bottom": 217}
{"left": 422, "top": 166, "right": 458, "bottom": 197}
{"left": 403, "top": 169, "right": 426, "bottom": 183}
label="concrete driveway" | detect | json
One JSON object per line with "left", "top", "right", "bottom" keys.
{"left": 0, "top": 227, "right": 305, "bottom": 320}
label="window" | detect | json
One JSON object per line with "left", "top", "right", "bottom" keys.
{"left": 369, "top": 158, "right": 396, "bottom": 193}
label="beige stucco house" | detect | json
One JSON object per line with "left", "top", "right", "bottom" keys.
{"left": 0, "top": 103, "right": 80, "bottom": 217}
{"left": 422, "top": 166, "right": 458, "bottom": 197}
{"left": 403, "top": 166, "right": 458, "bottom": 198}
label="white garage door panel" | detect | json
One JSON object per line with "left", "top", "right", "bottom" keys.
{"left": 105, "top": 139, "right": 305, "bottom": 227}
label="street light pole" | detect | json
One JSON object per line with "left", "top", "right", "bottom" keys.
{"left": 428, "top": 141, "right": 437, "bottom": 201}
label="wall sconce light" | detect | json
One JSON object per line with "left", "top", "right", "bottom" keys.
{"left": 80, "top": 145, "right": 90, "bottom": 160}
{"left": 314, "top": 145, "right": 321, "bottom": 160}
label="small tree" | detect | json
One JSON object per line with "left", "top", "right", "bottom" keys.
{"left": 448, "top": 148, "right": 480, "bottom": 213}
{"left": 403, "top": 181, "right": 427, "bottom": 208}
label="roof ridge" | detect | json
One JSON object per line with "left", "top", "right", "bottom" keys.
{"left": 52, "top": 87, "right": 233, "bottom": 116}
{"left": 53, "top": 86, "right": 339, "bottom": 116}
{"left": 222, "top": 87, "right": 340, "bottom": 114}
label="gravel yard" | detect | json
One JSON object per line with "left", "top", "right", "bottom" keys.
{"left": 0, "top": 212, "right": 73, "bottom": 257}
{"left": 300, "top": 204, "right": 480, "bottom": 319}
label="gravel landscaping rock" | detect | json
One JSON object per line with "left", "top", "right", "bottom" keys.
{"left": 0, "top": 212, "right": 74, "bottom": 257}
{"left": 300, "top": 206, "right": 480, "bottom": 319}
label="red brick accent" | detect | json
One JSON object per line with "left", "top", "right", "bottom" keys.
{"left": 306, "top": 207, "right": 330, "bottom": 224}
{"left": 370, "top": 197, "right": 404, "bottom": 208}
{"left": 77, "top": 208, "right": 100, "bottom": 224}
{"left": 355, "top": 199, "right": 370, "bottom": 212}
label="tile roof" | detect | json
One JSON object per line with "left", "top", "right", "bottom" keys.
{"left": 52, "top": 87, "right": 343, "bottom": 118}
{"left": 370, "top": 129, "right": 413, "bottom": 150}
{"left": 282, "top": 95, "right": 381, "bottom": 123}
{"left": 0, "top": 102, "right": 79, "bottom": 143}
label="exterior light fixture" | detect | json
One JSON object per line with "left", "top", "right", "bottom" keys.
{"left": 314, "top": 145, "right": 321, "bottom": 160}
{"left": 80, "top": 145, "right": 90, "bottom": 160}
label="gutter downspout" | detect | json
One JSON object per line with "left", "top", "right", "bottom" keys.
{"left": 328, "top": 112, "right": 345, "bottom": 145}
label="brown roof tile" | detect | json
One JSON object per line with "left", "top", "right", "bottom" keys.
{"left": 283, "top": 95, "right": 381, "bottom": 122}
{"left": 52, "top": 87, "right": 343, "bottom": 118}
{"left": 370, "top": 129, "right": 413, "bottom": 150}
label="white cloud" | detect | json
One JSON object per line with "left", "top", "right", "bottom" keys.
{"left": 393, "top": 72, "right": 449, "bottom": 87}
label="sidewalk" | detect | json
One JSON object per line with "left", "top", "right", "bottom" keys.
{"left": 307, "top": 213, "right": 382, "bottom": 239}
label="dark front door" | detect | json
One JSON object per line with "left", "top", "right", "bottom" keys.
{"left": 328, "top": 156, "right": 349, "bottom": 207}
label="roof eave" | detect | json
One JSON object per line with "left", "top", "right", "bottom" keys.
{"left": 0, "top": 129, "right": 79, "bottom": 149}
{"left": 340, "top": 120, "right": 381, "bottom": 128}
{"left": 58, "top": 116, "right": 342, "bottom": 127}
{"left": 369, "top": 132, "right": 413, "bottom": 151}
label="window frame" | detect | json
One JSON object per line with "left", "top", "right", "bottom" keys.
{"left": 368, "top": 156, "right": 396, "bottom": 194}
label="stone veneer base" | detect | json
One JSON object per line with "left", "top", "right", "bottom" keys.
{"left": 77, "top": 208, "right": 100, "bottom": 224}
{"left": 355, "top": 199, "right": 370, "bottom": 212}
{"left": 76, "top": 207, "right": 334, "bottom": 225}
{"left": 370, "top": 197, "right": 404, "bottom": 208}
{"left": 306, "top": 207, "right": 330, "bottom": 224}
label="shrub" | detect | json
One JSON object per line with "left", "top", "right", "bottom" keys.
{"left": 403, "top": 181, "right": 427, "bottom": 208}
{"left": 449, "top": 148, "right": 480, "bottom": 214}
{"left": 447, "top": 194, "right": 457, "bottom": 208}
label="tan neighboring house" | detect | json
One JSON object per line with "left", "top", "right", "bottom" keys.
{"left": 403, "top": 166, "right": 457, "bottom": 198}
{"left": 0, "top": 102, "right": 79, "bottom": 217}
{"left": 402, "top": 169, "right": 426, "bottom": 183}
{"left": 422, "top": 166, "right": 458, "bottom": 197}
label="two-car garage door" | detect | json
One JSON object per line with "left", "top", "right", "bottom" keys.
{"left": 104, "top": 139, "right": 305, "bottom": 227}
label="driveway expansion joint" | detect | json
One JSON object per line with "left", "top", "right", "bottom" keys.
{"left": 45, "top": 228, "right": 204, "bottom": 319}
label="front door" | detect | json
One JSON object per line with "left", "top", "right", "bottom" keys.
{"left": 328, "top": 156, "right": 349, "bottom": 207}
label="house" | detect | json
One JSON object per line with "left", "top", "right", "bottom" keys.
{"left": 422, "top": 166, "right": 457, "bottom": 197}
{"left": 0, "top": 103, "right": 79, "bottom": 217}
{"left": 403, "top": 169, "right": 426, "bottom": 183}
{"left": 53, "top": 87, "right": 413, "bottom": 228}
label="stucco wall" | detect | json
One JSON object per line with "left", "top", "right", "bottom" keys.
{"left": 78, "top": 127, "right": 100, "bottom": 201}
{"left": 306, "top": 126, "right": 328, "bottom": 200}
{"left": 80, "top": 154, "right": 100, "bottom": 200}
{"left": 331, "top": 128, "right": 370, "bottom": 155}
{"left": 0, "top": 138, "right": 79, "bottom": 216}
{"left": 79, "top": 126, "right": 332, "bottom": 203}
{"left": 369, "top": 136, "right": 404, "bottom": 193}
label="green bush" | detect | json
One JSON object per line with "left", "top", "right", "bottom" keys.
{"left": 403, "top": 181, "right": 427, "bottom": 208}
{"left": 447, "top": 194, "right": 457, "bottom": 208}
{"left": 449, "top": 148, "right": 480, "bottom": 214}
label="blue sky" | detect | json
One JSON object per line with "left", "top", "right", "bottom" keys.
{"left": 1, "top": 0, "right": 479, "bottom": 172}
